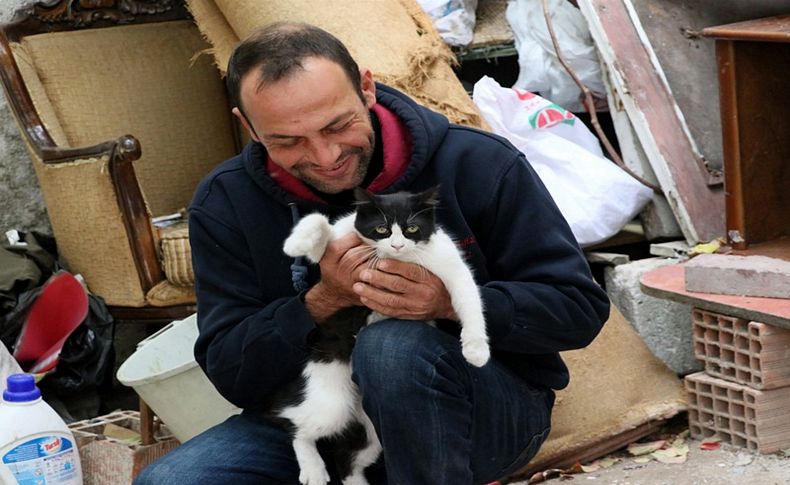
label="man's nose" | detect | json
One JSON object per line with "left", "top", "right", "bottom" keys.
{"left": 308, "top": 136, "right": 342, "bottom": 167}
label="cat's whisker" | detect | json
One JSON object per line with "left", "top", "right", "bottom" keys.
{"left": 340, "top": 246, "right": 376, "bottom": 272}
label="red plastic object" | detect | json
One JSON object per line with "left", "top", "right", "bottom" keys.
{"left": 13, "top": 271, "right": 89, "bottom": 373}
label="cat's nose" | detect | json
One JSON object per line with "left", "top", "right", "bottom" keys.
{"left": 391, "top": 242, "right": 404, "bottom": 251}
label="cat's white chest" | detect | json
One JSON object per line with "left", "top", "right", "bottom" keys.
{"left": 278, "top": 361, "right": 359, "bottom": 436}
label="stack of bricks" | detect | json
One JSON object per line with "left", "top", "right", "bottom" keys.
{"left": 685, "top": 308, "right": 790, "bottom": 453}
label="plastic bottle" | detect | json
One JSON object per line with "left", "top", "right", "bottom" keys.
{"left": 0, "top": 373, "right": 83, "bottom": 485}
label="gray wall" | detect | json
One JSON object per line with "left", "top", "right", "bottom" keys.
{"left": 0, "top": 0, "right": 51, "bottom": 235}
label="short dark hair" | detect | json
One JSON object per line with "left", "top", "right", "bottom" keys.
{"left": 226, "top": 22, "right": 363, "bottom": 113}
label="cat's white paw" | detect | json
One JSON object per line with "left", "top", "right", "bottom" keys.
{"left": 462, "top": 337, "right": 490, "bottom": 367}
{"left": 342, "top": 472, "right": 370, "bottom": 485}
{"left": 299, "top": 463, "right": 331, "bottom": 485}
{"left": 284, "top": 214, "right": 332, "bottom": 263}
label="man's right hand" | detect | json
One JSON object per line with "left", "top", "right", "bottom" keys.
{"left": 304, "top": 232, "right": 369, "bottom": 323}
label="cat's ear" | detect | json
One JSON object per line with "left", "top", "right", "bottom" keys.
{"left": 417, "top": 185, "right": 441, "bottom": 207}
{"left": 353, "top": 187, "right": 375, "bottom": 205}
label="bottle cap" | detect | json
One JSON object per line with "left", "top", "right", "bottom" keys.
{"left": 3, "top": 373, "right": 42, "bottom": 402}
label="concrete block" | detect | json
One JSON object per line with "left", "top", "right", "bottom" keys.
{"left": 685, "top": 254, "right": 790, "bottom": 298}
{"left": 686, "top": 372, "right": 790, "bottom": 454}
{"left": 649, "top": 240, "right": 690, "bottom": 259}
{"left": 605, "top": 257, "right": 701, "bottom": 375}
{"left": 692, "top": 308, "right": 790, "bottom": 390}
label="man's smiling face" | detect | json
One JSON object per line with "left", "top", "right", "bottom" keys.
{"left": 235, "top": 57, "right": 377, "bottom": 194}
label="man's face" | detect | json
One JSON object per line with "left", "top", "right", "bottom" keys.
{"left": 235, "top": 57, "right": 377, "bottom": 194}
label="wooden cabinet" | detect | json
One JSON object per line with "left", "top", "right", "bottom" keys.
{"left": 704, "top": 16, "right": 790, "bottom": 254}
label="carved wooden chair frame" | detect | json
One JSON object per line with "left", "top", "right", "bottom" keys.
{"left": 0, "top": 0, "right": 197, "bottom": 324}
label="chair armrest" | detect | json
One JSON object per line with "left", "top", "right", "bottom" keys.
{"left": 0, "top": 30, "right": 164, "bottom": 294}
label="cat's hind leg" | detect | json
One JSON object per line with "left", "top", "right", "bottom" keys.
{"left": 293, "top": 436, "right": 331, "bottom": 485}
{"left": 284, "top": 213, "right": 333, "bottom": 263}
{"left": 336, "top": 416, "right": 381, "bottom": 485}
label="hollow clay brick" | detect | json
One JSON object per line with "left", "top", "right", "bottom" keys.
{"left": 686, "top": 372, "right": 790, "bottom": 454}
{"left": 692, "top": 308, "right": 790, "bottom": 390}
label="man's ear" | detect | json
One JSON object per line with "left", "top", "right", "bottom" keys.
{"left": 359, "top": 68, "right": 376, "bottom": 108}
{"left": 232, "top": 107, "right": 261, "bottom": 143}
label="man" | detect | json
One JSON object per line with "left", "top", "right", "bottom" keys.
{"left": 136, "top": 22, "right": 609, "bottom": 484}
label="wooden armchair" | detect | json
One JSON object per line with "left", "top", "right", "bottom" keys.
{"left": 0, "top": 0, "right": 239, "bottom": 323}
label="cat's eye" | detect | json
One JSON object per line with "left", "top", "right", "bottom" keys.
{"left": 374, "top": 225, "right": 389, "bottom": 234}
{"left": 405, "top": 225, "right": 420, "bottom": 234}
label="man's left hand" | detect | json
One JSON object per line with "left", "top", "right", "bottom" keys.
{"left": 353, "top": 259, "right": 457, "bottom": 321}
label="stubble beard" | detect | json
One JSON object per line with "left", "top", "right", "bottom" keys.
{"left": 294, "top": 133, "right": 375, "bottom": 194}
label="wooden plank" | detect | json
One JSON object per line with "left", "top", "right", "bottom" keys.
{"left": 703, "top": 14, "right": 790, "bottom": 42}
{"left": 600, "top": 62, "right": 681, "bottom": 240}
{"left": 579, "top": 0, "right": 725, "bottom": 244}
{"left": 640, "top": 263, "right": 790, "bottom": 330}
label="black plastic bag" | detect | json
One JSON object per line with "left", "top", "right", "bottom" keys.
{"left": 43, "top": 295, "right": 116, "bottom": 395}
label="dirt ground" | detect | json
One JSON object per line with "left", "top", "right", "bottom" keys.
{"left": 509, "top": 435, "right": 790, "bottom": 485}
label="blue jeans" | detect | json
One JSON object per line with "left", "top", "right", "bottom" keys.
{"left": 134, "top": 319, "right": 553, "bottom": 484}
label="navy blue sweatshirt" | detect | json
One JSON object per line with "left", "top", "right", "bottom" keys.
{"left": 189, "top": 84, "right": 610, "bottom": 410}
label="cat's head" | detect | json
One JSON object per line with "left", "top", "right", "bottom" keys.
{"left": 353, "top": 186, "right": 440, "bottom": 257}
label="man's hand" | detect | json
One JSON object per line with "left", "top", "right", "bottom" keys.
{"left": 352, "top": 259, "right": 457, "bottom": 321}
{"left": 304, "top": 233, "right": 370, "bottom": 323}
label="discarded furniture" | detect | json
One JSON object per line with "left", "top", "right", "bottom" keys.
{"left": 579, "top": 0, "right": 725, "bottom": 244}
{"left": 0, "top": 0, "right": 238, "bottom": 323}
{"left": 703, "top": 16, "right": 790, "bottom": 251}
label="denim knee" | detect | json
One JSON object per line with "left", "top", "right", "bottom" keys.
{"left": 352, "top": 319, "right": 467, "bottom": 400}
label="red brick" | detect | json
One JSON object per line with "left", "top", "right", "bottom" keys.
{"left": 686, "top": 372, "right": 790, "bottom": 453}
{"left": 692, "top": 308, "right": 790, "bottom": 390}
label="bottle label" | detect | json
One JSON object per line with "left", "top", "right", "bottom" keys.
{"left": 2, "top": 435, "right": 79, "bottom": 484}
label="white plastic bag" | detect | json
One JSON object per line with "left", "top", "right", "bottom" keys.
{"left": 472, "top": 76, "right": 652, "bottom": 246}
{"left": 418, "top": 0, "right": 478, "bottom": 46}
{"left": 506, "top": 0, "right": 604, "bottom": 112}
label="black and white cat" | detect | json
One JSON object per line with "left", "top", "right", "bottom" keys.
{"left": 276, "top": 187, "right": 489, "bottom": 485}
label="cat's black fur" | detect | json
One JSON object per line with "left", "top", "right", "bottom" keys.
{"left": 353, "top": 187, "right": 439, "bottom": 243}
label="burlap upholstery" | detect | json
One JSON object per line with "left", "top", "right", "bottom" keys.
{"left": 8, "top": 43, "right": 69, "bottom": 147}
{"left": 12, "top": 20, "right": 236, "bottom": 306}
{"left": 20, "top": 21, "right": 236, "bottom": 218}
{"left": 146, "top": 280, "right": 196, "bottom": 307}
{"left": 527, "top": 304, "right": 686, "bottom": 473}
{"left": 186, "top": 0, "right": 487, "bottom": 128}
{"left": 24, "top": 151, "right": 149, "bottom": 306}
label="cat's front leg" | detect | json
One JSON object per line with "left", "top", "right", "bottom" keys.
{"left": 293, "top": 436, "right": 331, "bottom": 485}
{"left": 284, "top": 213, "right": 334, "bottom": 264}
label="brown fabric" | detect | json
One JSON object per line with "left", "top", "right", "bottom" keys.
{"left": 146, "top": 280, "right": 196, "bottom": 307}
{"left": 526, "top": 304, "right": 687, "bottom": 472}
{"left": 21, "top": 21, "right": 237, "bottom": 217}
{"left": 9, "top": 43, "right": 69, "bottom": 147}
{"left": 24, "top": 151, "right": 148, "bottom": 306}
{"left": 159, "top": 224, "right": 194, "bottom": 287}
{"left": 473, "top": 0, "right": 515, "bottom": 47}
{"left": 186, "top": 0, "right": 487, "bottom": 128}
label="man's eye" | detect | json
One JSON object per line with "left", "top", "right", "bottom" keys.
{"left": 374, "top": 225, "right": 389, "bottom": 234}
{"left": 272, "top": 139, "right": 299, "bottom": 148}
{"left": 326, "top": 122, "right": 351, "bottom": 134}
{"left": 406, "top": 225, "right": 420, "bottom": 233}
